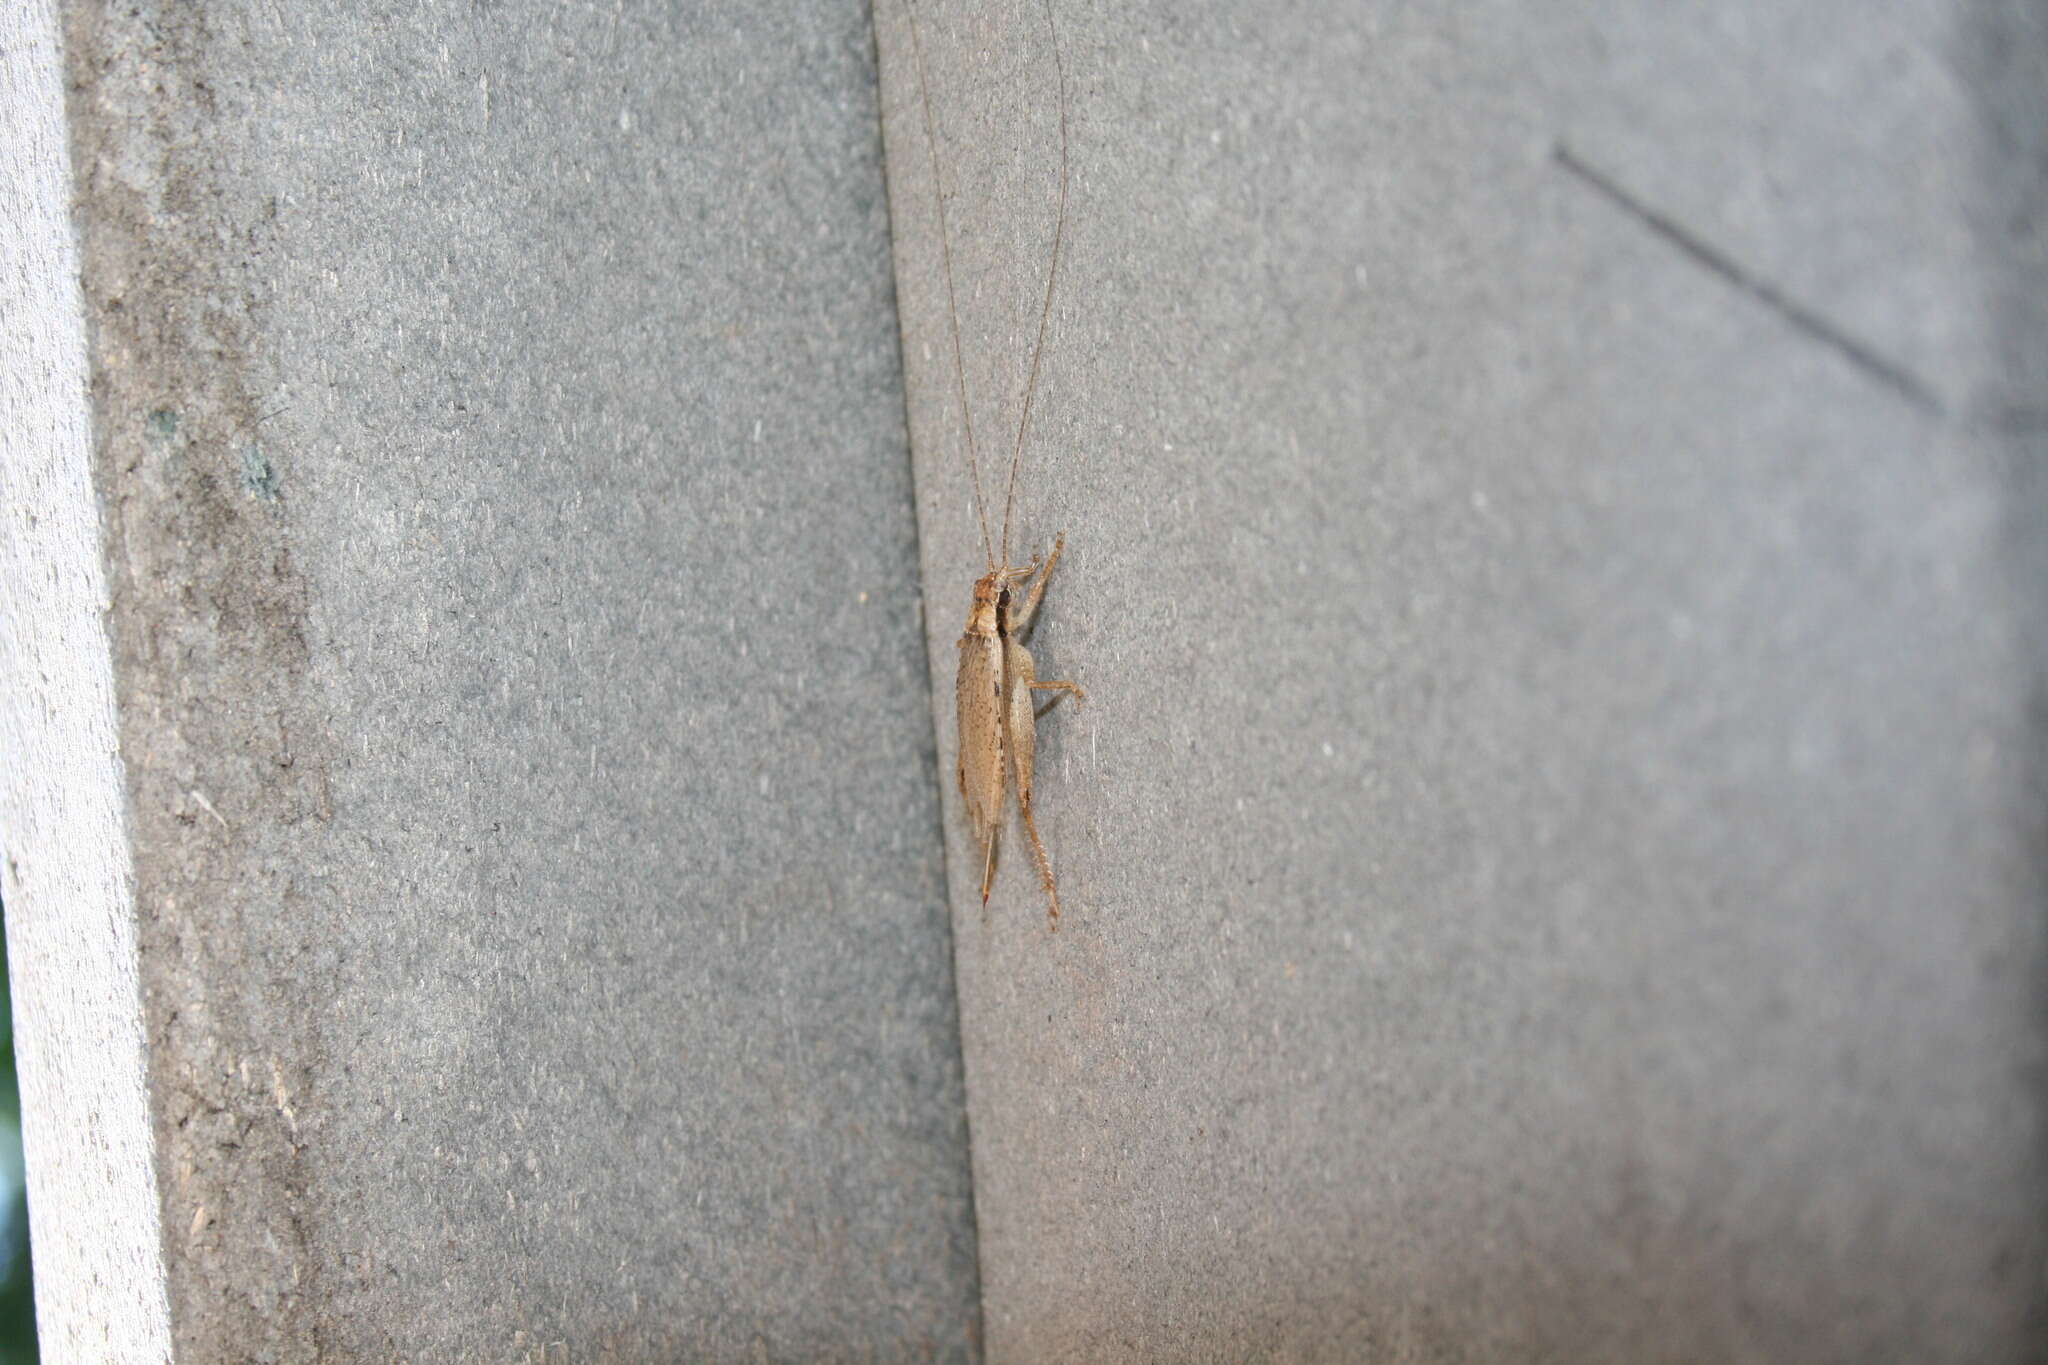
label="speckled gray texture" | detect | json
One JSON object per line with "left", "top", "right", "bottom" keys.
{"left": 56, "top": 0, "right": 976, "bottom": 1358}
{"left": 877, "top": 0, "right": 2048, "bottom": 1359}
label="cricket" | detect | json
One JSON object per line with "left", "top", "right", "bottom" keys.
{"left": 904, "top": 0, "right": 1082, "bottom": 928}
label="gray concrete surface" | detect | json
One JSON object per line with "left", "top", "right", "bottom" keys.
{"left": 20, "top": 0, "right": 976, "bottom": 1358}
{"left": 0, "top": 4, "right": 173, "bottom": 1358}
{"left": 15, "top": 0, "right": 2048, "bottom": 1357}
{"left": 877, "top": 0, "right": 2048, "bottom": 1359}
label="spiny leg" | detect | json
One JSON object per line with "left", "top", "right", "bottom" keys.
{"left": 1017, "top": 792, "right": 1059, "bottom": 929}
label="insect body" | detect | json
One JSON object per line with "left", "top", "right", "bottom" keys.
{"left": 956, "top": 536, "right": 1083, "bottom": 925}
{"left": 905, "top": 0, "right": 1079, "bottom": 927}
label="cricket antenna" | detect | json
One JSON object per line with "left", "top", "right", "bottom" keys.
{"left": 1000, "top": 0, "right": 1068, "bottom": 568}
{"left": 904, "top": 0, "right": 996, "bottom": 572}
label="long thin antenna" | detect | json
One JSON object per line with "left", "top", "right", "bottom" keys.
{"left": 904, "top": 0, "right": 996, "bottom": 571}
{"left": 999, "top": 0, "right": 1068, "bottom": 568}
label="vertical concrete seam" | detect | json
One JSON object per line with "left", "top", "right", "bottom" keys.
{"left": 864, "top": 0, "right": 990, "bottom": 1354}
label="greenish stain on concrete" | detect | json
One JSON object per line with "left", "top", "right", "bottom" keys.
{"left": 238, "top": 445, "right": 279, "bottom": 501}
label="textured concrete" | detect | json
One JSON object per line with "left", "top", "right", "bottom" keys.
{"left": 878, "top": 0, "right": 2048, "bottom": 1359}
{"left": 37, "top": 0, "right": 975, "bottom": 1359}
{"left": 0, "top": 3, "right": 173, "bottom": 1358}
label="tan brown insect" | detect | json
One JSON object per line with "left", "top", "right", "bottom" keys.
{"left": 904, "top": 0, "right": 1081, "bottom": 927}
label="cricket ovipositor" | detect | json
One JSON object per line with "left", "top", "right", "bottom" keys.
{"left": 904, "top": 0, "right": 1083, "bottom": 928}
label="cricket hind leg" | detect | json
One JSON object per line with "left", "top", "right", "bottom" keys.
{"left": 1017, "top": 793, "right": 1059, "bottom": 929}
{"left": 1004, "top": 638, "right": 1061, "bottom": 928}
{"left": 1032, "top": 678, "right": 1084, "bottom": 718}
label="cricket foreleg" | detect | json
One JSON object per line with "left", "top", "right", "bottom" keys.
{"left": 1009, "top": 532, "right": 1065, "bottom": 643}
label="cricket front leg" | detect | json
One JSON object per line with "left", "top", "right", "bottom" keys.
{"left": 1010, "top": 532, "right": 1065, "bottom": 644}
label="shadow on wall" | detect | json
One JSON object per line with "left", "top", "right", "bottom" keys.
{"left": 0, "top": 904, "right": 35, "bottom": 1362}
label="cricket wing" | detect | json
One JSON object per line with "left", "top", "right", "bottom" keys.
{"left": 956, "top": 633, "right": 1008, "bottom": 894}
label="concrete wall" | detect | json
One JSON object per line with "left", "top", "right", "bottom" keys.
{"left": 876, "top": 0, "right": 2048, "bottom": 1359}
{"left": 5, "top": 0, "right": 2045, "bottom": 1359}
{"left": 6, "top": 0, "right": 977, "bottom": 1358}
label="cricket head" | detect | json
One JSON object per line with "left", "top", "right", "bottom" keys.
{"left": 966, "top": 560, "right": 1038, "bottom": 635}
{"left": 964, "top": 571, "right": 1005, "bottom": 636}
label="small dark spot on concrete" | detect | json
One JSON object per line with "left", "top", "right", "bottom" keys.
{"left": 239, "top": 444, "right": 281, "bottom": 501}
{"left": 146, "top": 409, "right": 179, "bottom": 440}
